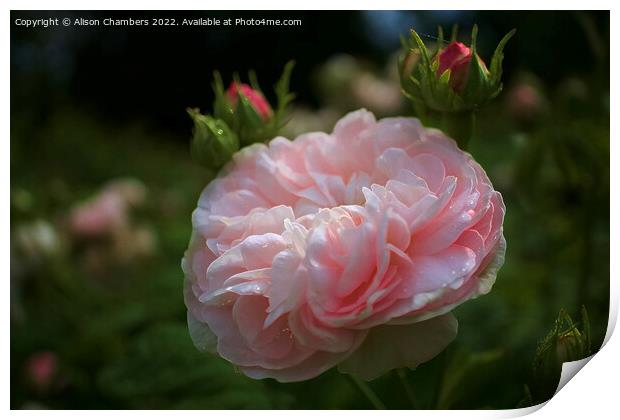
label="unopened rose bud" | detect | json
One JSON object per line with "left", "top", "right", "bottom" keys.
{"left": 530, "top": 307, "right": 592, "bottom": 403}
{"left": 187, "top": 108, "right": 239, "bottom": 171}
{"left": 401, "top": 25, "right": 515, "bottom": 113}
{"left": 434, "top": 41, "right": 489, "bottom": 93}
{"left": 226, "top": 82, "right": 273, "bottom": 121}
{"left": 209, "top": 61, "right": 295, "bottom": 148}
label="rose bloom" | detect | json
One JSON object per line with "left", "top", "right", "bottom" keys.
{"left": 226, "top": 82, "right": 273, "bottom": 121}
{"left": 183, "top": 109, "right": 505, "bottom": 382}
{"left": 435, "top": 42, "right": 488, "bottom": 93}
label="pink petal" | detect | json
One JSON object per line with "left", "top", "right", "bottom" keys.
{"left": 338, "top": 313, "right": 457, "bottom": 380}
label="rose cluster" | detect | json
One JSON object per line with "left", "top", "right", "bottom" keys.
{"left": 183, "top": 109, "right": 505, "bottom": 382}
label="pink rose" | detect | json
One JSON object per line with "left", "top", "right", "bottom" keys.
{"left": 226, "top": 82, "right": 273, "bottom": 120}
{"left": 435, "top": 41, "right": 488, "bottom": 92}
{"left": 183, "top": 109, "right": 506, "bottom": 382}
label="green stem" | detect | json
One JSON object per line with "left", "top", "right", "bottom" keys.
{"left": 441, "top": 111, "right": 476, "bottom": 151}
{"left": 348, "top": 375, "right": 386, "bottom": 410}
{"left": 396, "top": 368, "right": 419, "bottom": 409}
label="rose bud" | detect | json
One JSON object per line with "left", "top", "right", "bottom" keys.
{"left": 226, "top": 82, "right": 273, "bottom": 121}
{"left": 401, "top": 25, "right": 516, "bottom": 113}
{"left": 434, "top": 41, "right": 489, "bottom": 93}
{"left": 530, "top": 307, "right": 591, "bottom": 403}
{"left": 187, "top": 108, "right": 239, "bottom": 172}
{"left": 210, "top": 61, "right": 295, "bottom": 147}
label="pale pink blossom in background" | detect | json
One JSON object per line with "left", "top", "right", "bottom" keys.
{"left": 69, "top": 178, "right": 147, "bottom": 237}
{"left": 26, "top": 352, "right": 57, "bottom": 391}
{"left": 183, "top": 109, "right": 506, "bottom": 382}
{"left": 506, "top": 82, "right": 545, "bottom": 122}
{"left": 69, "top": 190, "right": 127, "bottom": 237}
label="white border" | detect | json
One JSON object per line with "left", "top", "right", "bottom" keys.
{"left": 0, "top": 1, "right": 616, "bottom": 10}
{"left": 4, "top": 2, "right": 616, "bottom": 418}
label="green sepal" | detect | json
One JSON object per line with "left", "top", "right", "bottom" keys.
{"left": 187, "top": 108, "right": 239, "bottom": 171}
{"left": 212, "top": 71, "right": 235, "bottom": 128}
{"left": 490, "top": 28, "right": 517, "bottom": 86}
{"left": 438, "top": 69, "right": 451, "bottom": 86}
{"left": 264, "top": 60, "right": 296, "bottom": 137}
{"left": 235, "top": 91, "right": 266, "bottom": 145}
{"left": 437, "top": 25, "right": 445, "bottom": 47}
{"left": 450, "top": 24, "right": 459, "bottom": 42}
{"left": 461, "top": 26, "right": 492, "bottom": 105}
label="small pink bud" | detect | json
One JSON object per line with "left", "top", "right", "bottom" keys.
{"left": 435, "top": 41, "right": 488, "bottom": 92}
{"left": 26, "top": 352, "right": 57, "bottom": 391}
{"left": 226, "top": 82, "right": 273, "bottom": 120}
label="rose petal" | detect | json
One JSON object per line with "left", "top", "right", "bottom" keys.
{"left": 338, "top": 313, "right": 458, "bottom": 380}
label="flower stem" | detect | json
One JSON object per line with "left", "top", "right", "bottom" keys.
{"left": 348, "top": 375, "right": 386, "bottom": 410}
{"left": 441, "top": 111, "right": 476, "bottom": 151}
{"left": 396, "top": 368, "right": 419, "bottom": 409}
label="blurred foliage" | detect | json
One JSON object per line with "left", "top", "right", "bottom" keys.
{"left": 11, "top": 10, "right": 609, "bottom": 410}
